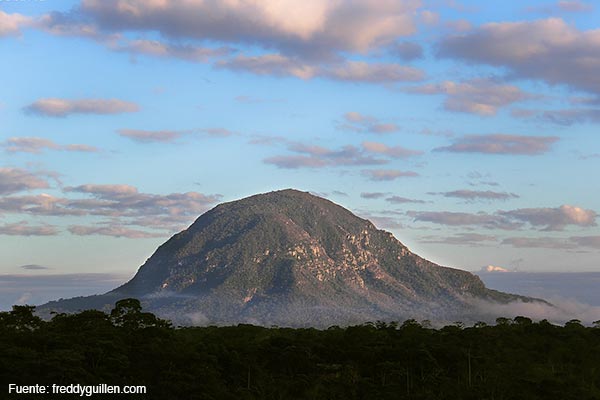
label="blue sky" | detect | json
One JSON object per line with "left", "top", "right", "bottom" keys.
{"left": 1, "top": 0, "right": 600, "bottom": 299}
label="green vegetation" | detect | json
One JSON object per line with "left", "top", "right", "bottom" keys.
{"left": 3, "top": 300, "right": 600, "bottom": 399}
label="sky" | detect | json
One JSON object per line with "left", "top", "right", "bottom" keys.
{"left": 1, "top": 0, "right": 600, "bottom": 307}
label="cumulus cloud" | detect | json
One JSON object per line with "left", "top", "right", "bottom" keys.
{"left": 2, "top": 137, "right": 99, "bottom": 153}
{"left": 0, "top": 168, "right": 49, "bottom": 195}
{"left": 499, "top": 205, "right": 597, "bottom": 231}
{"left": 431, "top": 189, "right": 519, "bottom": 201}
{"left": 78, "top": 0, "right": 421, "bottom": 57}
{"left": 35, "top": 11, "right": 119, "bottom": 44}
{"left": 24, "top": 98, "right": 140, "bottom": 117}
{"left": 434, "top": 134, "right": 559, "bottom": 155}
{"left": 0, "top": 222, "right": 58, "bottom": 236}
{"left": 338, "top": 112, "right": 400, "bottom": 134}
{"left": 439, "top": 18, "right": 600, "bottom": 95}
{"left": 362, "top": 169, "right": 419, "bottom": 181}
{"left": 406, "top": 79, "right": 531, "bottom": 116}
{"left": 0, "top": 10, "right": 31, "bottom": 37}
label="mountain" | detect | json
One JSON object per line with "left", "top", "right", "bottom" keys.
{"left": 41, "top": 189, "right": 543, "bottom": 326}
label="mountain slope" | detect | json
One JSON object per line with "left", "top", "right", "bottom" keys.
{"left": 42, "top": 189, "right": 542, "bottom": 326}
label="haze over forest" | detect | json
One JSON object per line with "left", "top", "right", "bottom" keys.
{"left": 1, "top": 0, "right": 599, "bottom": 311}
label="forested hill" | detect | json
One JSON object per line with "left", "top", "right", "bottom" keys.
{"left": 42, "top": 189, "right": 543, "bottom": 326}
{"left": 3, "top": 300, "right": 600, "bottom": 400}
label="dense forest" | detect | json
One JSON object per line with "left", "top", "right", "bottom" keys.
{"left": 2, "top": 299, "right": 600, "bottom": 399}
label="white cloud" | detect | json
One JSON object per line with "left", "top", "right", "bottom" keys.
{"left": 406, "top": 79, "right": 531, "bottom": 116}
{"left": 0, "top": 11, "right": 31, "bottom": 37}
{"left": 79, "top": 0, "right": 421, "bottom": 57}
{"left": 434, "top": 134, "right": 559, "bottom": 155}
{"left": 2, "top": 137, "right": 99, "bottom": 154}
{"left": 25, "top": 98, "right": 140, "bottom": 117}
{"left": 440, "top": 18, "right": 600, "bottom": 95}
{"left": 362, "top": 169, "right": 419, "bottom": 181}
{"left": 0, "top": 168, "right": 49, "bottom": 195}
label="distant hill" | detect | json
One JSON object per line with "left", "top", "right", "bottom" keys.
{"left": 41, "top": 189, "right": 544, "bottom": 326}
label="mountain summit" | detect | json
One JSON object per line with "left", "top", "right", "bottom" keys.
{"left": 44, "top": 189, "right": 540, "bottom": 326}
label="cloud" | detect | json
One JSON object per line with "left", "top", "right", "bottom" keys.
{"left": 360, "top": 192, "right": 387, "bottom": 199}
{"left": 557, "top": 0, "right": 593, "bottom": 12}
{"left": 439, "top": 18, "right": 600, "bottom": 95}
{"left": 406, "top": 79, "right": 531, "bottom": 116}
{"left": 540, "top": 108, "right": 600, "bottom": 126}
{"left": 434, "top": 134, "right": 559, "bottom": 155}
{"left": 24, "top": 98, "right": 140, "bottom": 117}
{"left": 501, "top": 237, "right": 576, "bottom": 249}
{"left": 118, "top": 129, "right": 184, "bottom": 143}
{"left": 322, "top": 61, "right": 424, "bottom": 83}
{"left": 68, "top": 224, "right": 164, "bottom": 238}
{"left": 410, "top": 204, "right": 597, "bottom": 231}
{"left": 218, "top": 55, "right": 424, "bottom": 83}
{"left": 431, "top": 189, "right": 519, "bottom": 201}
{"left": 201, "top": 128, "right": 235, "bottom": 137}
{"left": 0, "top": 222, "right": 58, "bottom": 236}
{"left": 420, "top": 233, "right": 498, "bottom": 246}
{"left": 390, "top": 41, "right": 423, "bottom": 61}
{"left": 264, "top": 142, "right": 387, "bottom": 169}
{"left": 0, "top": 168, "right": 49, "bottom": 195}
{"left": 19, "top": 264, "right": 50, "bottom": 270}
{"left": 0, "top": 183, "right": 221, "bottom": 235}
{"left": 408, "top": 210, "right": 522, "bottom": 230}
{"left": 64, "top": 184, "right": 221, "bottom": 220}
{"left": 0, "top": 10, "right": 31, "bottom": 37}
{"left": 35, "top": 11, "right": 119, "bottom": 42}
{"left": 362, "top": 141, "right": 422, "bottom": 158}
{"left": 217, "top": 54, "right": 316, "bottom": 79}
{"left": 385, "top": 196, "right": 426, "bottom": 204}
{"left": 2, "top": 137, "right": 99, "bottom": 154}
{"left": 473, "top": 297, "right": 600, "bottom": 325}
{"left": 79, "top": 0, "right": 421, "bottom": 58}
{"left": 362, "top": 169, "right": 419, "bottom": 181}
{"left": 499, "top": 205, "right": 597, "bottom": 231}
{"left": 116, "top": 39, "right": 233, "bottom": 62}
{"left": 338, "top": 112, "right": 400, "bottom": 134}
{"left": 527, "top": 1, "right": 593, "bottom": 14}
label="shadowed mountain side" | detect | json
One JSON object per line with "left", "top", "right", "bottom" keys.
{"left": 41, "top": 189, "right": 545, "bottom": 326}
